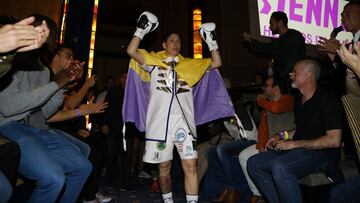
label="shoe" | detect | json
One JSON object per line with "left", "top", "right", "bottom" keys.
{"left": 212, "top": 189, "right": 229, "bottom": 202}
{"left": 150, "top": 178, "right": 160, "bottom": 193}
{"left": 138, "top": 171, "right": 151, "bottom": 179}
{"left": 96, "top": 192, "right": 112, "bottom": 203}
{"left": 224, "top": 189, "right": 240, "bottom": 203}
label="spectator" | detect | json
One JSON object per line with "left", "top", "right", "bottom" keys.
{"left": 242, "top": 11, "right": 306, "bottom": 92}
{"left": 318, "top": 2, "right": 360, "bottom": 96}
{"left": 0, "top": 15, "right": 48, "bottom": 203}
{"left": 247, "top": 60, "right": 343, "bottom": 203}
{"left": 0, "top": 14, "right": 92, "bottom": 203}
{"left": 239, "top": 76, "right": 294, "bottom": 203}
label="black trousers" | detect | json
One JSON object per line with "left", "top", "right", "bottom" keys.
{"left": 81, "top": 134, "right": 107, "bottom": 201}
{"left": 106, "top": 123, "right": 135, "bottom": 188}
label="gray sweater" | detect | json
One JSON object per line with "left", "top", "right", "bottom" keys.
{"left": 0, "top": 66, "right": 65, "bottom": 128}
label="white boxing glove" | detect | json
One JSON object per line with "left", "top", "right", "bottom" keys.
{"left": 134, "top": 11, "right": 159, "bottom": 40}
{"left": 199, "top": 22, "right": 218, "bottom": 51}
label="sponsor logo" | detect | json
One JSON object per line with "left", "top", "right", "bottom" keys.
{"left": 152, "top": 152, "right": 160, "bottom": 161}
{"left": 156, "top": 142, "right": 166, "bottom": 151}
{"left": 175, "top": 128, "right": 187, "bottom": 143}
{"left": 185, "top": 146, "right": 193, "bottom": 157}
{"left": 178, "top": 143, "right": 183, "bottom": 152}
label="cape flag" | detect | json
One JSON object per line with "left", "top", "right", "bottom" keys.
{"left": 122, "top": 49, "right": 235, "bottom": 132}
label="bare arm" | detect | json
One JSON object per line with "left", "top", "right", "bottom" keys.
{"left": 275, "top": 129, "right": 342, "bottom": 150}
{"left": 126, "top": 36, "right": 145, "bottom": 65}
{"left": 47, "top": 98, "right": 108, "bottom": 123}
{"left": 65, "top": 75, "right": 96, "bottom": 110}
{"left": 209, "top": 49, "right": 222, "bottom": 69}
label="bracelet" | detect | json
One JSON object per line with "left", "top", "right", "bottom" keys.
{"left": 279, "top": 131, "right": 289, "bottom": 140}
{"left": 75, "top": 108, "right": 81, "bottom": 117}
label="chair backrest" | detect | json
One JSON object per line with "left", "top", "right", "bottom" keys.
{"left": 266, "top": 110, "right": 296, "bottom": 138}
{"left": 341, "top": 95, "right": 360, "bottom": 161}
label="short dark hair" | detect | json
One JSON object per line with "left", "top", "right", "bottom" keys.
{"left": 0, "top": 15, "right": 17, "bottom": 25}
{"left": 30, "top": 14, "right": 58, "bottom": 54}
{"left": 51, "top": 44, "right": 73, "bottom": 60}
{"left": 163, "top": 32, "right": 180, "bottom": 43}
{"left": 265, "top": 76, "right": 287, "bottom": 94}
{"left": 345, "top": 1, "right": 360, "bottom": 12}
{"left": 271, "top": 11, "right": 288, "bottom": 27}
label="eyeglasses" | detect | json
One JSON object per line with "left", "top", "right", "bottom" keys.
{"left": 263, "top": 83, "right": 273, "bottom": 88}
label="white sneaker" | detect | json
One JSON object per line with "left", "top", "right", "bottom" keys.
{"left": 96, "top": 192, "right": 112, "bottom": 203}
{"left": 138, "top": 171, "right": 151, "bottom": 179}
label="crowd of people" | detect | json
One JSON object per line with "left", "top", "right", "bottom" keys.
{"left": 0, "top": 2, "right": 360, "bottom": 203}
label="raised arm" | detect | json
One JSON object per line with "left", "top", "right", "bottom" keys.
{"left": 65, "top": 74, "right": 96, "bottom": 110}
{"left": 127, "top": 36, "right": 145, "bottom": 65}
{"left": 127, "top": 11, "right": 158, "bottom": 65}
{"left": 200, "top": 22, "right": 222, "bottom": 68}
{"left": 242, "top": 32, "right": 277, "bottom": 54}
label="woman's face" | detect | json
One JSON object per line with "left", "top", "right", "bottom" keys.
{"left": 162, "top": 33, "right": 181, "bottom": 57}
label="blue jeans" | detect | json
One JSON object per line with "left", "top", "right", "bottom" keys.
{"left": 247, "top": 148, "right": 328, "bottom": 203}
{"left": 215, "top": 139, "right": 256, "bottom": 189}
{"left": 51, "top": 128, "right": 91, "bottom": 157}
{"left": 201, "top": 139, "right": 255, "bottom": 200}
{"left": 0, "top": 122, "right": 92, "bottom": 203}
{"left": 0, "top": 171, "right": 11, "bottom": 203}
{"left": 329, "top": 176, "right": 360, "bottom": 203}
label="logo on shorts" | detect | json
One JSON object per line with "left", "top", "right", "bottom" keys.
{"left": 185, "top": 146, "right": 193, "bottom": 157}
{"left": 175, "top": 128, "right": 187, "bottom": 143}
{"left": 156, "top": 142, "right": 166, "bottom": 151}
{"left": 152, "top": 152, "right": 160, "bottom": 161}
{"left": 192, "top": 141, "right": 197, "bottom": 151}
{"left": 178, "top": 143, "right": 183, "bottom": 152}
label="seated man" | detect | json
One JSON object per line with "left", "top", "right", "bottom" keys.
{"left": 0, "top": 15, "right": 92, "bottom": 203}
{"left": 0, "top": 15, "right": 47, "bottom": 203}
{"left": 202, "top": 105, "right": 258, "bottom": 203}
{"left": 239, "top": 76, "right": 293, "bottom": 203}
{"left": 247, "top": 59, "right": 343, "bottom": 203}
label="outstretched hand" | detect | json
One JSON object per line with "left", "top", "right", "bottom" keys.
{"left": 80, "top": 96, "right": 108, "bottom": 115}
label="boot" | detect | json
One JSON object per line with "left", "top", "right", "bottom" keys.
{"left": 224, "top": 189, "right": 240, "bottom": 203}
{"left": 212, "top": 189, "right": 229, "bottom": 202}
